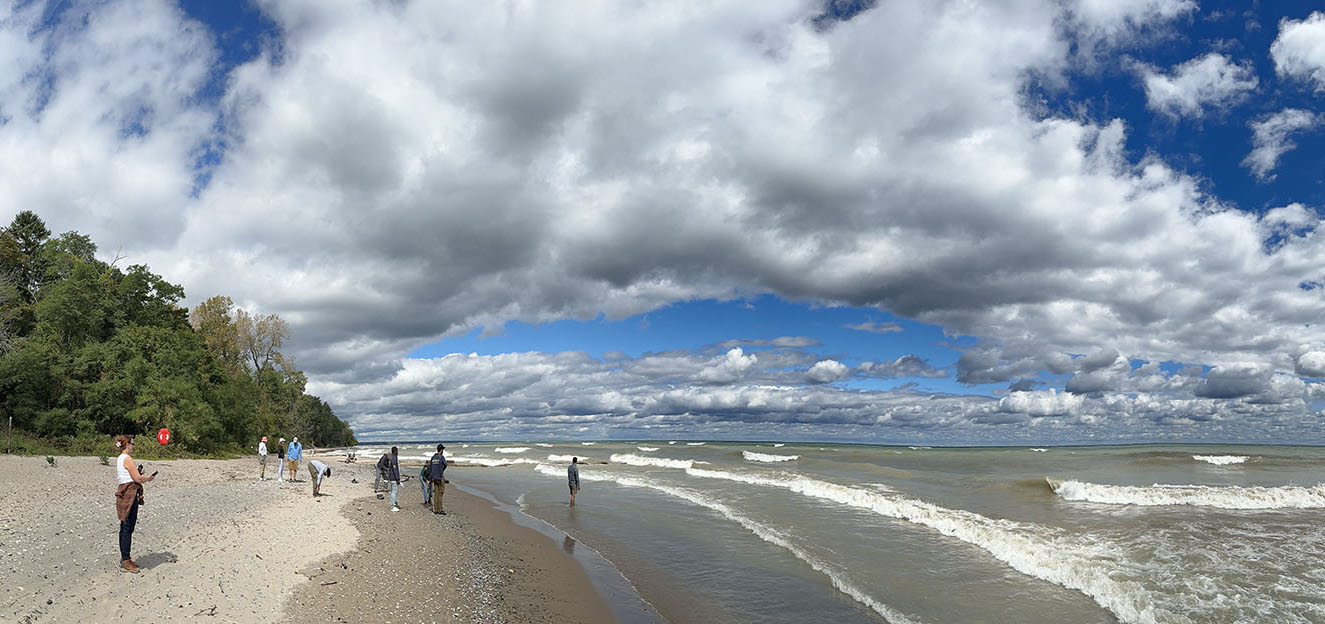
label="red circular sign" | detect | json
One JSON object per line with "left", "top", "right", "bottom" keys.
{"left": 157, "top": 428, "right": 171, "bottom": 445}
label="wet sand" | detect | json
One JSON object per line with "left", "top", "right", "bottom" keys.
{"left": 0, "top": 453, "right": 614, "bottom": 623}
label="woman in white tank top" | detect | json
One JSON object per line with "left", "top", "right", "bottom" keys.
{"left": 113, "top": 436, "right": 154, "bottom": 573}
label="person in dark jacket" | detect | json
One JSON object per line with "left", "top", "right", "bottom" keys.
{"left": 375, "top": 452, "right": 389, "bottom": 492}
{"left": 386, "top": 446, "right": 401, "bottom": 511}
{"left": 568, "top": 457, "right": 581, "bottom": 507}
{"left": 427, "top": 444, "right": 448, "bottom": 514}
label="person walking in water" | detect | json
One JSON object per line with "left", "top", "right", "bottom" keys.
{"left": 276, "top": 437, "right": 287, "bottom": 483}
{"left": 257, "top": 436, "right": 269, "bottom": 481}
{"left": 113, "top": 435, "right": 156, "bottom": 573}
{"left": 568, "top": 457, "right": 581, "bottom": 507}
{"left": 287, "top": 437, "right": 303, "bottom": 481}
{"left": 386, "top": 446, "right": 401, "bottom": 512}
{"left": 428, "top": 444, "right": 448, "bottom": 514}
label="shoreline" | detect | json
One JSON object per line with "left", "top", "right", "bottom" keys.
{"left": 0, "top": 453, "right": 623, "bottom": 623}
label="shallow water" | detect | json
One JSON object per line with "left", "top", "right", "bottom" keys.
{"left": 345, "top": 442, "right": 1325, "bottom": 623}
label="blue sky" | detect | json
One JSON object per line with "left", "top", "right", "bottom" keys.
{"left": 6, "top": 0, "right": 1325, "bottom": 443}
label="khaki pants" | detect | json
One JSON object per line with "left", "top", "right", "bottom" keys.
{"left": 259, "top": 454, "right": 267, "bottom": 478}
{"left": 431, "top": 479, "right": 445, "bottom": 513}
{"left": 288, "top": 459, "right": 299, "bottom": 480}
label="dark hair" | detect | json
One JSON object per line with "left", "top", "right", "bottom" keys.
{"left": 391, "top": 446, "right": 398, "bottom": 454}
{"left": 437, "top": 443, "right": 445, "bottom": 452}
{"left": 572, "top": 457, "right": 578, "bottom": 463}
{"left": 324, "top": 468, "right": 332, "bottom": 477}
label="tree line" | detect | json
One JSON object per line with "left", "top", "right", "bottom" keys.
{"left": 0, "top": 211, "right": 356, "bottom": 453}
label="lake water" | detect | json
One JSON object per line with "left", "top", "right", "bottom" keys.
{"left": 340, "top": 442, "right": 1325, "bottom": 623}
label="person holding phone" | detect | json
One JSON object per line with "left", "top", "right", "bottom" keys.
{"left": 113, "top": 435, "right": 156, "bottom": 573}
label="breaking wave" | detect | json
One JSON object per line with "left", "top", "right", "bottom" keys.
{"left": 1048, "top": 478, "right": 1325, "bottom": 509}
{"left": 1192, "top": 455, "right": 1249, "bottom": 465}
{"left": 609, "top": 453, "right": 695, "bottom": 470}
{"left": 743, "top": 451, "right": 799, "bottom": 463}
{"left": 495, "top": 447, "right": 531, "bottom": 454}
{"left": 637, "top": 446, "right": 660, "bottom": 452}
{"left": 532, "top": 464, "right": 920, "bottom": 624}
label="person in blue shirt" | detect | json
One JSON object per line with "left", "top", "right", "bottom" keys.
{"left": 287, "top": 437, "right": 303, "bottom": 481}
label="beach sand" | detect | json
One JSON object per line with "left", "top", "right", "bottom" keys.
{"left": 0, "top": 453, "right": 613, "bottom": 624}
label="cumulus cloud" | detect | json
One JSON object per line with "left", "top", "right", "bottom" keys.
{"left": 1271, "top": 11, "right": 1325, "bottom": 90}
{"left": 1139, "top": 53, "right": 1257, "bottom": 118}
{"left": 1242, "top": 108, "right": 1320, "bottom": 180}
{"left": 7, "top": 0, "right": 1325, "bottom": 440}
{"left": 806, "top": 359, "right": 850, "bottom": 383}
{"left": 858, "top": 355, "right": 946, "bottom": 379}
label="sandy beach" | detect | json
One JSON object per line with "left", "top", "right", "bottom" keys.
{"left": 0, "top": 452, "right": 614, "bottom": 624}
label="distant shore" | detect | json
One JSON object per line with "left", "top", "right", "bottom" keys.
{"left": 0, "top": 452, "right": 613, "bottom": 623}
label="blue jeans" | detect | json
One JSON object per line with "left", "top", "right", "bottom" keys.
{"left": 390, "top": 481, "right": 399, "bottom": 507}
{"left": 420, "top": 478, "right": 432, "bottom": 502}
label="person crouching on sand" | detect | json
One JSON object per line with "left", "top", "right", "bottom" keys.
{"left": 113, "top": 435, "right": 155, "bottom": 573}
{"left": 568, "top": 457, "right": 581, "bottom": 507}
{"left": 308, "top": 459, "right": 331, "bottom": 497}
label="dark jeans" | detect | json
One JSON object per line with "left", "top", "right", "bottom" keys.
{"left": 119, "top": 498, "right": 139, "bottom": 561}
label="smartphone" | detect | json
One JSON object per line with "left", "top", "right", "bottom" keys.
{"left": 151, "top": 471, "right": 159, "bottom": 477}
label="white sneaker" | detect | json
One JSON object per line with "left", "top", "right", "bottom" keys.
{"left": 391, "top": 506, "right": 400, "bottom": 512}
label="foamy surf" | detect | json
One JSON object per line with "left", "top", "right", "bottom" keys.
{"left": 610, "top": 453, "right": 695, "bottom": 469}
{"left": 674, "top": 466, "right": 1180, "bottom": 624}
{"left": 743, "top": 451, "right": 799, "bottom": 463}
{"left": 495, "top": 447, "right": 531, "bottom": 454}
{"left": 534, "top": 464, "right": 921, "bottom": 624}
{"left": 686, "top": 442, "right": 706, "bottom": 446}
{"left": 1192, "top": 455, "right": 1249, "bottom": 465}
{"left": 449, "top": 455, "right": 541, "bottom": 467}
{"left": 637, "top": 447, "right": 660, "bottom": 452}
{"left": 1047, "top": 478, "right": 1325, "bottom": 509}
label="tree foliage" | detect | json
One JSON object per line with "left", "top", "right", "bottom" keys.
{"left": 0, "top": 212, "right": 357, "bottom": 452}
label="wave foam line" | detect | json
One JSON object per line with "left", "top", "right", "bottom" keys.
{"left": 637, "top": 446, "right": 660, "bottom": 452}
{"left": 610, "top": 453, "right": 694, "bottom": 469}
{"left": 449, "top": 455, "right": 540, "bottom": 467}
{"left": 495, "top": 447, "right": 531, "bottom": 454}
{"left": 682, "top": 467, "right": 1174, "bottom": 624}
{"left": 686, "top": 442, "right": 706, "bottom": 446}
{"left": 1048, "top": 478, "right": 1325, "bottom": 509}
{"left": 1191, "top": 455, "right": 1248, "bottom": 465}
{"left": 743, "top": 451, "right": 799, "bottom": 463}
{"left": 536, "top": 443, "right": 553, "bottom": 447}
{"left": 532, "top": 464, "right": 920, "bottom": 624}
{"left": 547, "top": 454, "right": 580, "bottom": 462}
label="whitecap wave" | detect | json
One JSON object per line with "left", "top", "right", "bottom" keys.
{"left": 1048, "top": 478, "right": 1325, "bottom": 509}
{"left": 686, "top": 442, "right": 707, "bottom": 446}
{"left": 908, "top": 446, "right": 931, "bottom": 450}
{"left": 581, "top": 442, "right": 596, "bottom": 446}
{"left": 1192, "top": 455, "right": 1248, "bottom": 465}
{"left": 531, "top": 464, "right": 920, "bottom": 624}
{"left": 609, "top": 453, "right": 694, "bottom": 469}
{"left": 1029, "top": 448, "right": 1047, "bottom": 452}
{"left": 536, "top": 443, "right": 553, "bottom": 447}
{"left": 495, "top": 447, "right": 531, "bottom": 454}
{"left": 449, "top": 455, "right": 540, "bottom": 467}
{"left": 773, "top": 443, "right": 785, "bottom": 447}
{"left": 547, "top": 454, "right": 579, "bottom": 463}
{"left": 743, "top": 451, "right": 799, "bottom": 463}
{"left": 679, "top": 467, "right": 1179, "bottom": 624}
{"left": 637, "top": 446, "right": 660, "bottom": 452}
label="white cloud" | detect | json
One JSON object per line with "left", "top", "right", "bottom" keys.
{"left": 6, "top": 1, "right": 1325, "bottom": 440}
{"left": 846, "top": 321, "right": 902, "bottom": 334}
{"left": 1271, "top": 11, "right": 1325, "bottom": 90}
{"left": 806, "top": 359, "right": 849, "bottom": 383}
{"left": 1242, "top": 109, "right": 1320, "bottom": 180}
{"left": 1140, "top": 53, "right": 1257, "bottom": 118}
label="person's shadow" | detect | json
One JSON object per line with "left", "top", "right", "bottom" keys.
{"left": 135, "top": 552, "right": 178, "bottom": 569}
